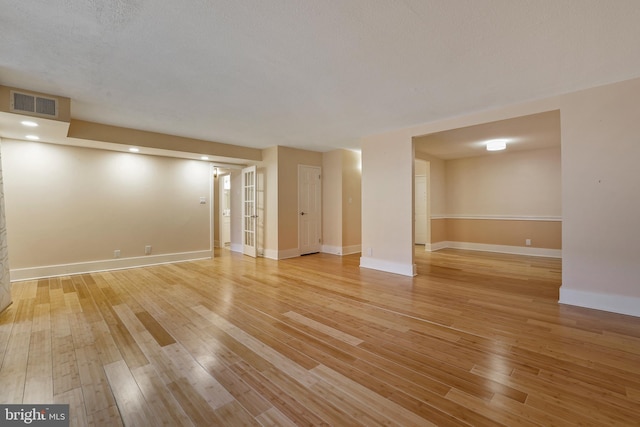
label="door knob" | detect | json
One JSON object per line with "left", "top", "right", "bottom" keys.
{"left": 300, "top": 212, "right": 306, "bottom": 215}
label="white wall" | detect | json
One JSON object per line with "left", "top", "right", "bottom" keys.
{"left": 360, "top": 130, "right": 416, "bottom": 276}
{"left": 0, "top": 145, "right": 11, "bottom": 312}
{"left": 560, "top": 78, "right": 640, "bottom": 315}
{"left": 361, "top": 76, "right": 640, "bottom": 317}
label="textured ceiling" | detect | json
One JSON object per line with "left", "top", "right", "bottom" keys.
{"left": 1, "top": 1, "right": 640, "bottom": 152}
{"left": 415, "top": 110, "right": 560, "bottom": 160}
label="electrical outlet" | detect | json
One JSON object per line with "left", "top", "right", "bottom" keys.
{"left": 114, "top": 249, "right": 121, "bottom": 258}
{"left": 525, "top": 239, "right": 532, "bottom": 246}
{"left": 367, "top": 247, "right": 373, "bottom": 256}
{"left": 145, "top": 245, "right": 152, "bottom": 255}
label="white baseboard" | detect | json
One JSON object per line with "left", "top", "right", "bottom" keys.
{"left": 342, "top": 244, "right": 362, "bottom": 255}
{"left": 10, "top": 250, "right": 212, "bottom": 282}
{"left": 429, "top": 241, "right": 561, "bottom": 258}
{"left": 426, "top": 241, "right": 449, "bottom": 252}
{"left": 442, "top": 214, "right": 562, "bottom": 221}
{"left": 263, "top": 249, "right": 278, "bottom": 260}
{"left": 359, "top": 256, "right": 416, "bottom": 277}
{"left": 321, "top": 244, "right": 361, "bottom": 256}
{"left": 321, "top": 245, "right": 341, "bottom": 255}
{"left": 560, "top": 288, "right": 640, "bottom": 318}
{"left": 261, "top": 248, "right": 300, "bottom": 260}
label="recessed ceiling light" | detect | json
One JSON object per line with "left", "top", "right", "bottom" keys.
{"left": 25, "top": 135, "right": 40, "bottom": 140}
{"left": 200, "top": 156, "right": 209, "bottom": 160}
{"left": 486, "top": 139, "right": 507, "bottom": 151}
{"left": 21, "top": 120, "right": 39, "bottom": 127}
{"left": 129, "top": 147, "right": 140, "bottom": 153}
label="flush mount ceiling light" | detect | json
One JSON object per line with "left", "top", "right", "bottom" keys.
{"left": 25, "top": 135, "right": 39, "bottom": 140}
{"left": 21, "top": 120, "right": 38, "bottom": 127}
{"left": 486, "top": 139, "right": 507, "bottom": 151}
{"left": 129, "top": 147, "right": 140, "bottom": 153}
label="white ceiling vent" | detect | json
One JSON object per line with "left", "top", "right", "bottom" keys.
{"left": 10, "top": 90, "right": 58, "bottom": 118}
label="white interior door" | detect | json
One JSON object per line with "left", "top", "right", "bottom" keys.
{"left": 299, "top": 165, "right": 322, "bottom": 255}
{"left": 242, "top": 166, "right": 257, "bottom": 257}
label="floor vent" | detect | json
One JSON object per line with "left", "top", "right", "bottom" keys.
{"left": 10, "top": 90, "right": 58, "bottom": 118}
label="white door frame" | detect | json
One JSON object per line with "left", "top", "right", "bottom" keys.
{"left": 219, "top": 174, "right": 231, "bottom": 249}
{"left": 242, "top": 165, "right": 257, "bottom": 257}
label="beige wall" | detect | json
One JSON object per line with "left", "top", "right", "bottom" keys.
{"left": 361, "top": 76, "right": 640, "bottom": 316}
{"left": 68, "top": 119, "right": 261, "bottom": 161}
{"left": 260, "top": 146, "right": 279, "bottom": 255}
{"left": 446, "top": 219, "right": 561, "bottom": 249}
{"left": 426, "top": 147, "right": 562, "bottom": 249}
{"left": 322, "top": 150, "right": 343, "bottom": 249}
{"left": 2, "top": 140, "right": 211, "bottom": 270}
{"left": 445, "top": 147, "right": 561, "bottom": 217}
{"left": 415, "top": 152, "right": 446, "bottom": 216}
{"left": 322, "top": 149, "right": 362, "bottom": 253}
{"left": 431, "top": 218, "right": 447, "bottom": 243}
{"left": 341, "top": 150, "right": 361, "bottom": 248}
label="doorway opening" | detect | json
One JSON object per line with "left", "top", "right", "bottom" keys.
{"left": 219, "top": 174, "right": 231, "bottom": 249}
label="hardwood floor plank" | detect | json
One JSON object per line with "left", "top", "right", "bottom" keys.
{"left": 214, "top": 400, "right": 261, "bottom": 426}
{"left": 627, "top": 387, "right": 640, "bottom": 402}
{"left": 104, "top": 359, "right": 161, "bottom": 426}
{"left": 445, "top": 388, "right": 538, "bottom": 427}
{"left": 0, "top": 303, "right": 17, "bottom": 371}
{"left": 283, "top": 310, "right": 364, "bottom": 346}
{"left": 260, "top": 366, "right": 359, "bottom": 426}
{"left": 309, "top": 379, "right": 400, "bottom": 427}
{"left": 201, "top": 362, "right": 272, "bottom": 417}
{"left": 311, "top": 364, "right": 442, "bottom": 426}
{"left": 86, "top": 405, "right": 123, "bottom": 427}
{"left": 3, "top": 248, "right": 640, "bottom": 425}
{"left": 255, "top": 407, "right": 297, "bottom": 427}
{"left": 130, "top": 363, "right": 195, "bottom": 427}
{"left": 52, "top": 334, "right": 82, "bottom": 396}
{"left": 161, "top": 342, "right": 235, "bottom": 410}
{"left": 23, "top": 328, "right": 53, "bottom": 403}
{"left": 167, "top": 377, "right": 222, "bottom": 427}
{"left": 135, "top": 311, "right": 176, "bottom": 347}
{"left": 0, "top": 329, "right": 31, "bottom": 403}
{"left": 230, "top": 360, "right": 329, "bottom": 426}
{"left": 54, "top": 387, "right": 87, "bottom": 427}
{"left": 192, "top": 304, "right": 319, "bottom": 388}
{"left": 75, "top": 344, "right": 117, "bottom": 415}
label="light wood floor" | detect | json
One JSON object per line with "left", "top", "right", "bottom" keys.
{"left": 1, "top": 248, "right": 639, "bottom": 426}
